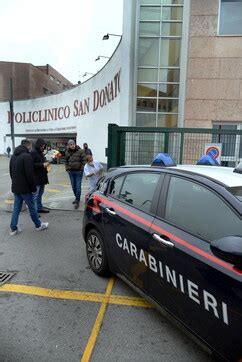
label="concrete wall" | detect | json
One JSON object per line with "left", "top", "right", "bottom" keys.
{"left": 185, "top": 0, "right": 242, "bottom": 128}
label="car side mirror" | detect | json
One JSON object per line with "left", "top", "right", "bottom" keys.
{"left": 210, "top": 236, "right": 242, "bottom": 267}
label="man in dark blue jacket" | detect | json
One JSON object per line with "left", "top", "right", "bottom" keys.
{"left": 9, "top": 139, "right": 49, "bottom": 235}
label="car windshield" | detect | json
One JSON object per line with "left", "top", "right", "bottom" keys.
{"left": 228, "top": 186, "right": 242, "bottom": 202}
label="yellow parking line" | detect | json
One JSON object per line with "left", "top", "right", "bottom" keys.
{"left": 110, "top": 294, "right": 150, "bottom": 308}
{"left": 0, "top": 284, "right": 105, "bottom": 302}
{"left": 48, "top": 183, "right": 69, "bottom": 187}
{"left": 4, "top": 199, "right": 13, "bottom": 204}
{"left": 0, "top": 282, "right": 151, "bottom": 361}
{"left": 81, "top": 277, "right": 115, "bottom": 362}
{"left": 0, "top": 283, "right": 151, "bottom": 308}
{"left": 45, "top": 189, "right": 61, "bottom": 193}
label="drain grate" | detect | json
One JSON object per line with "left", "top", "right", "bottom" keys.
{"left": 0, "top": 271, "right": 16, "bottom": 286}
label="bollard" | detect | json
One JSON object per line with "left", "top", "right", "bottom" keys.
{"left": 4, "top": 192, "right": 27, "bottom": 213}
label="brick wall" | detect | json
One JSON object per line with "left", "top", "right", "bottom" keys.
{"left": 185, "top": 0, "right": 242, "bottom": 128}
{"left": 0, "top": 61, "right": 73, "bottom": 101}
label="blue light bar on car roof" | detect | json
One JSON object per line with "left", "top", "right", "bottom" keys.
{"left": 233, "top": 162, "right": 242, "bottom": 174}
{"left": 151, "top": 153, "right": 176, "bottom": 167}
{"left": 196, "top": 155, "right": 220, "bottom": 166}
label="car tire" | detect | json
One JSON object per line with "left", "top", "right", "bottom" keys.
{"left": 86, "top": 229, "right": 109, "bottom": 276}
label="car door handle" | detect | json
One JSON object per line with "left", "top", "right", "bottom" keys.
{"left": 152, "top": 233, "right": 174, "bottom": 248}
{"left": 105, "top": 207, "right": 116, "bottom": 216}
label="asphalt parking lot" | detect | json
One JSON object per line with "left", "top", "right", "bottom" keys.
{"left": 0, "top": 157, "right": 214, "bottom": 361}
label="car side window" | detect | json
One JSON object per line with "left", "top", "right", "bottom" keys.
{"left": 109, "top": 176, "right": 125, "bottom": 197}
{"left": 118, "top": 172, "right": 161, "bottom": 213}
{"left": 96, "top": 176, "right": 108, "bottom": 193}
{"left": 165, "top": 177, "right": 242, "bottom": 241}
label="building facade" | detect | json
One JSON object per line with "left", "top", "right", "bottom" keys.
{"left": 0, "top": 62, "right": 73, "bottom": 102}
{"left": 131, "top": 0, "right": 242, "bottom": 133}
{"left": 0, "top": 0, "right": 242, "bottom": 163}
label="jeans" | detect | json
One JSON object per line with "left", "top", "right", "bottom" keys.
{"left": 10, "top": 193, "right": 41, "bottom": 231}
{"left": 33, "top": 185, "right": 45, "bottom": 212}
{"left": 68, "top": 170, "right": 83, "bottom": 201}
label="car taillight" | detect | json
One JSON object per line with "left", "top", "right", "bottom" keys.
{"left": 91, "top": 196, "right": 102, "bottom": 213}
{"left": 86, "top": 197, "right": 101, "bottom": 214}
{"left": 85, "top": 192, "right": 90, "bottom": 202}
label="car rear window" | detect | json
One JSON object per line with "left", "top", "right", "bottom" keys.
{"left": 118, "top": 172, "right": 161, "bottom": 213}
{"left": 228, "top": 187, "right": 242, "bottom": 202}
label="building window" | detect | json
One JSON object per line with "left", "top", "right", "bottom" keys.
{"left": 219, "top": 0, "right": 242, "bottom": 35}
{"left": 136, "top": 2, "right": 183, "bottom": 127}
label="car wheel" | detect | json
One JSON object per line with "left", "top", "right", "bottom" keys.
{"left": 86, "top": 229, "right": 109, "bottom": 276}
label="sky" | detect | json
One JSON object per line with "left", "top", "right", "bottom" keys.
{"left": 0, "top": 0, "right": 123, "bottom": 84}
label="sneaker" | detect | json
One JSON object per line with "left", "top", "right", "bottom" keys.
{"left": 10, "top": 228, "right": 22, "bottom": 236}
{"left": 36, "top": 222, "right": 49, "bottom": 231}
{"left": 72, "top": 200, "right": 77, "bottom": 204}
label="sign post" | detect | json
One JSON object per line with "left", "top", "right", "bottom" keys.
{"left": 9, "top": 78, "right": 15, "bottom": 150}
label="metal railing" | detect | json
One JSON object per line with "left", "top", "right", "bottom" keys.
{"left": 107, "top": 124, "right": 242, "bottom": 169}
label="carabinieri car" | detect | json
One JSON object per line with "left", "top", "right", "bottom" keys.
{"left": 83, "top": 160, "right": 242, "bottom": 361}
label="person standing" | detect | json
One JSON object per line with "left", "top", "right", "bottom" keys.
{"left": 31, "top": 138, "right": 50, "bottom": 214}
{"left": 9, "top": 139, "right": 49, "bottom": 235}
{"left": 6, "top": 146, "right": 11, "bottom": 158}
{"left": 84, "top": 155, "right": 104, "bottom": 191}
{"left": 65, "top": 140, "right": 86, "bottom": 209}
{"left": 83, "top": 143, "right": 92, "bottom": 156}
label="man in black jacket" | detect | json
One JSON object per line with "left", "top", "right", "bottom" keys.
{"left": 31, "top": 138, "right": 50, "bottom": 214}
{"left": 65, "top": 139, "right": 86, "bottom": 209}
{"left": 9, "top": 139, "right": 49, "bottom": 235}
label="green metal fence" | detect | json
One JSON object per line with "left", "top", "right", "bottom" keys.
{"left": 107, "top": 124, "right": 242, "bottom": 169}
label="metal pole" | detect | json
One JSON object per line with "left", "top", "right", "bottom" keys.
{"left": 9, "top": 78, "right": 15, "bottom": 150}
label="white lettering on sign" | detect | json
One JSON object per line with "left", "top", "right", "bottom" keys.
{"left": 115, "top": 233, "right": 229, "bottom": 325}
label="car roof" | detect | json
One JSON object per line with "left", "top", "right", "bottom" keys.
{"left": 109, "top": 165, "right": 242, "bottom": 188}
{"left": 173, "top": 165, "right": 242, "bottom": 188}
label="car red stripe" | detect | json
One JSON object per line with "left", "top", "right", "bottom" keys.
{"left": 151, "top": 223, "right": 242, "bottom": 275}
{"left": 98, "top": 196, "right": 152, "bottom": 228}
